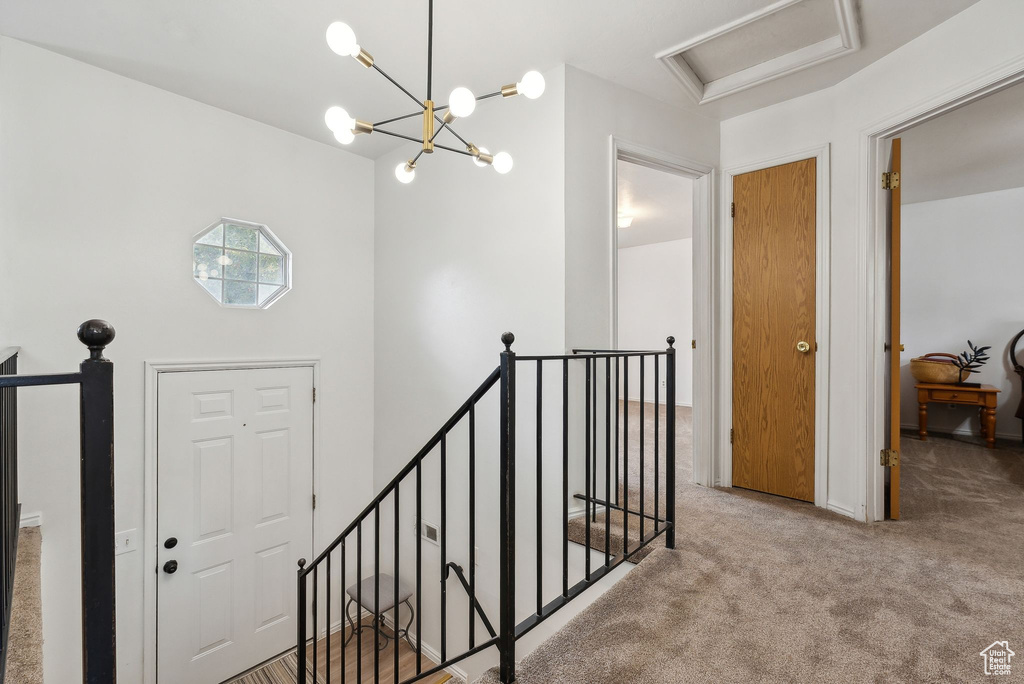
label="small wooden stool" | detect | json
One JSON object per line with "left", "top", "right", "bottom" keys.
{"left": 915, "top": 383, "right": 1001, "bottom": 448}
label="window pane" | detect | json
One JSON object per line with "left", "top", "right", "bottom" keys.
{"left": 225, "top": 224, "right": 258, "bottom": 251}
{"left": 259, "top": 284, "right": 282, "bottom": 305}
{"left": 223, "top": 249, "right": 257, "bottom": 281}
{"left": 199, "top": 276, "right": 223, "bottom": 302}
{"left": 259, "top": 233, "right": 281, "bottom": 255}
{"left": 197, "top": 224, "right": 224, "bottom": 246}
{"left": 193, "top": 244, "right": 223, "bottom": 276}
{"left": 224, "top": 280, "right": 257, "bottom": 306}
{"left": 259, "top": 254, "right": 283, "bottom": 284}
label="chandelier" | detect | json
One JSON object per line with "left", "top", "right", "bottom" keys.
{"left": 323, "top": 0, "right": 545, "bottom": 184}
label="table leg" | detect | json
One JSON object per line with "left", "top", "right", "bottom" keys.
{"left": 919, "top": 402, "right": 928, "bottom": 441}
{"left": 984, "top": 407, "right": 997, "bottom": 449}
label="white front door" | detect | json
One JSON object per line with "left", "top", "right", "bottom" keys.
{"left": 157, "top": 366, "right": 314, "bottom": 684}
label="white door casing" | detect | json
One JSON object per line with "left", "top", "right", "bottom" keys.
{"left": 157, "top": 367, "right": 313, "bottom": 683}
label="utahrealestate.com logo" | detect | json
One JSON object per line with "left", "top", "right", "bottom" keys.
{"left": 980, "top": 641, "right": 1015, "bottom": 676}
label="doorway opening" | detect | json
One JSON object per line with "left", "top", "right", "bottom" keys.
{"left": 883, "top": 80, "right": 1024, "bottom": 521}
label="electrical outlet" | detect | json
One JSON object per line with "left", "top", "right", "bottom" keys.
{"left": 661, "top": 380, "right": 666, "bottom": 388}
{"left": 114, "top": 528, "right": 137, "bottom": 556}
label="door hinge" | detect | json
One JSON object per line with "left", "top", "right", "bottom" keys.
{"left": 312, "top": 493, "right": 317, "bottom": 510}
{"left": 691, "top": 339, "right": 696, "bottom": 350}
{"left": 881, "top": 171, "right": 900, "bottom": 190}
{"left": 730, "top": 202, "right": 735, "bottom": 218}
{"left": 312, "top": 387, "right": 317, "bottom": 403}
{"left": 730, "top": 428, "right": 734, "bottom": 444}
{"left": 880, "top": 449, "right": 900, "bottom": 467}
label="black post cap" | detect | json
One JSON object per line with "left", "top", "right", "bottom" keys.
{"left": 501, "top": 332, "right": 515, "bottom": 351}
{"left": 77, "top": 320, "right": 115, "bottom": 361}
{"left": 297, "top": 558, "right": 307, "bottom": 570}
{"left": 667, "top": 336, "right": 675, "bottom": 348}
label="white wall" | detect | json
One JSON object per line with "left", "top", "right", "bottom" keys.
{"left": 719, "top": 0, "right": 1024, "bottom": 520}
{"left": 0, "top": 38, "right": 376, "bottom": 683}
{"left": 563, "top": 65, "right": 719, "bottom": 350}
{"left": 900, "top": 187, "right": 1024, "bottom": 439}
{"left": 617, "top": 239, "right": 693, "bottom": 405}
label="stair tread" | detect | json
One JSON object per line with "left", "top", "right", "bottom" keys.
{"left": 6, "top": 526, "right": 43, "bottom": 684}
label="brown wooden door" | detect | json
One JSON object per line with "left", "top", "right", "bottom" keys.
{"left": 887, "top": 138, "right": 902, "bottom": 519}
{"left": 733, "top": 158, "right": 816, "bottom": 502}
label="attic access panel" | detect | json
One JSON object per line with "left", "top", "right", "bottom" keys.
{"left": 656, "top": 0, "right": 860, "bottom": 104}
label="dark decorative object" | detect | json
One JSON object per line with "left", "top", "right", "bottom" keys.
{"left": 1011, "top": 328, "right": 1024, "bottom": 443}
{"left": 952, "top": 340, "right": 991, "bottom": 384}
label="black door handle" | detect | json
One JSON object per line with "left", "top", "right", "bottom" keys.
{"left": 163, "top": 560, "right": 178, "bottom": 574}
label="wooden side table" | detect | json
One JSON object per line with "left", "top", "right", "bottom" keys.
{"left": 915, "top": 383, "right": 1001, "bottom": 448}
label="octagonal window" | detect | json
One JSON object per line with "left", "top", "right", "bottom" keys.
{"left": 193, "top": 219, "right": 291, "bottom": 308}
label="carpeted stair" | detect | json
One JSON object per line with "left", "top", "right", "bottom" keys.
{"left": 4, "top": 526, "right": 43, "bottom": 683}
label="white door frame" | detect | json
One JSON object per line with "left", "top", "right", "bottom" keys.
{"left": 142, "top": 358, "right": 321, "bottom": 684}
{"left": 863, "top": 62, "right": 1024, "bottom": 521}
{"left": 609, "top": 136, "right": 716, "bottom": 487}
{"left": 720, "top": 144, "right": 832, "bottom": 509}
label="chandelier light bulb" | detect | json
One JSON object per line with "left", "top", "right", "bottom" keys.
{"left": 493, "top": 151, "right": 513, "bottom": 174}
{"left": 325, "top": 106, "right": 355, "bottom": 133}
{"left": 448, "top": 87, "right": 477, "bottom": 118}
{"left": 517, "top": 71, "right": 545, "bottom": 99}
{"left": 326, "top": 22, "right": 360, "bottom": 57}
{"left": 334, "top": 128, "right": 355, "bottom": 145}
{"left": 395, "top": 162, "right": 416, "bottom": 184}
{"left": 473, "top": 147, "right": 491, "bottom": 168}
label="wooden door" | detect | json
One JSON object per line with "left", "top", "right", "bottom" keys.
{"left": 887, "top": 138, "right": 902, "bottom": 519}
{"left": 733, "top": 158, "right": 816, "bottom": 502}
{"left": 158, "top": 367, "right": 314, "bottom": 683}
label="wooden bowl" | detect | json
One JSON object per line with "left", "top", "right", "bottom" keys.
{"left": 910, "top": 353, "right": 964, "bottom": 384}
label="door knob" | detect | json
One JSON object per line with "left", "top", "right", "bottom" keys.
{"left": 163, "top": 560, "right": 178, "bottom": 574}
{"left": 796, "top": 341, "right": 810, "bottom": 353}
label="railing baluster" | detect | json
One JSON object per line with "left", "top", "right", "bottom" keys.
{"left": 312, "top": 565, "right": 319, "bottom": 681}
{"left": 326, "top": 553, "right": 331, "bottom": 684}
{"left": 605, "top": 356, "right": 611, "bottom": 567}
{"left": 561, "top": 358, "right": 569, "bottom": 599}
{"left": 584, "top": 357, "right": 591, "bottom": 579}
{"left": 341, "top": 541, "right": 346, "bottom": 683}
{"left": 374, "top": 503, "right": 380, "bottom": 683}
{"left": 615, "top": 357, "right": 620, "bottom": 507}
{"left": 416, "top": 457, "right": 422, "bottom": 675}
{"left": 394, "top": 484, "right": 400, "bottom": 684}
{"left": 655, "top": 357, "right": 660, "bottom": 527}
{"left": 440, "top": 434, "right": 447, "bottom": 662}
{"left": 357, "top": 520, "right": 363, "bottom": 682}
{"left": 592, "top": 356, "right": 598, "bottom": 525}
{"left": 535, "top": 360, "right": 543, "bottom": 616}
{"left": 469, "top": 405, "right": 476, "bottom": 649}
{"left": 623, "top": 357, "right": 629, "bottom": 556}
{"left": 640, "top": 355, "right": 646, "bottom": 539}
{"left": 666, "top": 338, "right": 677, "bottom": 549}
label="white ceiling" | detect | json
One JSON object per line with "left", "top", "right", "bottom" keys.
{"left": 617, "top": 160, "right": 692, "bottom": 250}
{"left": 902, "top": 82, "right": 1024, "bottom": 204}
{"left": 0, "top": 0, "right": 981, "bottom": 160}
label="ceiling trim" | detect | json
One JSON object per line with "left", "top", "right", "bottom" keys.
{"left": 655, "top": 0, "right": 861, "bottom": 105}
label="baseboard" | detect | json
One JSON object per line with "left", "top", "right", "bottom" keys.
{"left": 900, "top": 422, "right": 1019, "bottom": 441}
{"left": 20, "top": 511, "right": 42, "bottom": 528}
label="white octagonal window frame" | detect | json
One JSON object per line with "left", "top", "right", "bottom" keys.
{"left": 192, "top": 218, "right": 292, "bottom": 309}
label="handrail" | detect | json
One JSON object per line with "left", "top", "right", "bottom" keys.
{"left": 571, "top": 348, "right": 663, "bottom": 354}
{"left": 300, "top": 367, "right": 501, "bottom": 573}
{"left": 517, "top": 351, "right": 667, "bottom": 361}
{"left": 443, "top": 562, "right": 497, "bottom": 638}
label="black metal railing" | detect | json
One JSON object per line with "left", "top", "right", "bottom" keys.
{"left": 0, "top": 321, "right": 117, "bottom": 684}
{"left": 297, "top": 333, "right": 676, "bottom": 684}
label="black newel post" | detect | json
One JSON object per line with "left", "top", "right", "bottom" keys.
{"left": 498, "top": 332, "right": 517, "bottom": 684}
{"left": 296, "top": 558, "right": 307, "bottom": 684}
{"left": 665, "top": 337, "right": 676, "bottom": 550}
{"left": 77, "top": 319, "right": 116, "bottom": 684}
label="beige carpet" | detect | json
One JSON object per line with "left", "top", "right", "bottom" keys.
{"left": 225, "top": 650, "right": 325, "bottom": 684}
{"left": 5, "top": 526, "right": 43, "bottom": 684}
{"left": 478, "top": 402, "right": 1024, "bottom": 683}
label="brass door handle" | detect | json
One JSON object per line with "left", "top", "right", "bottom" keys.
{"left": 796, "top": 341, "right": 810, "bottom": 353}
